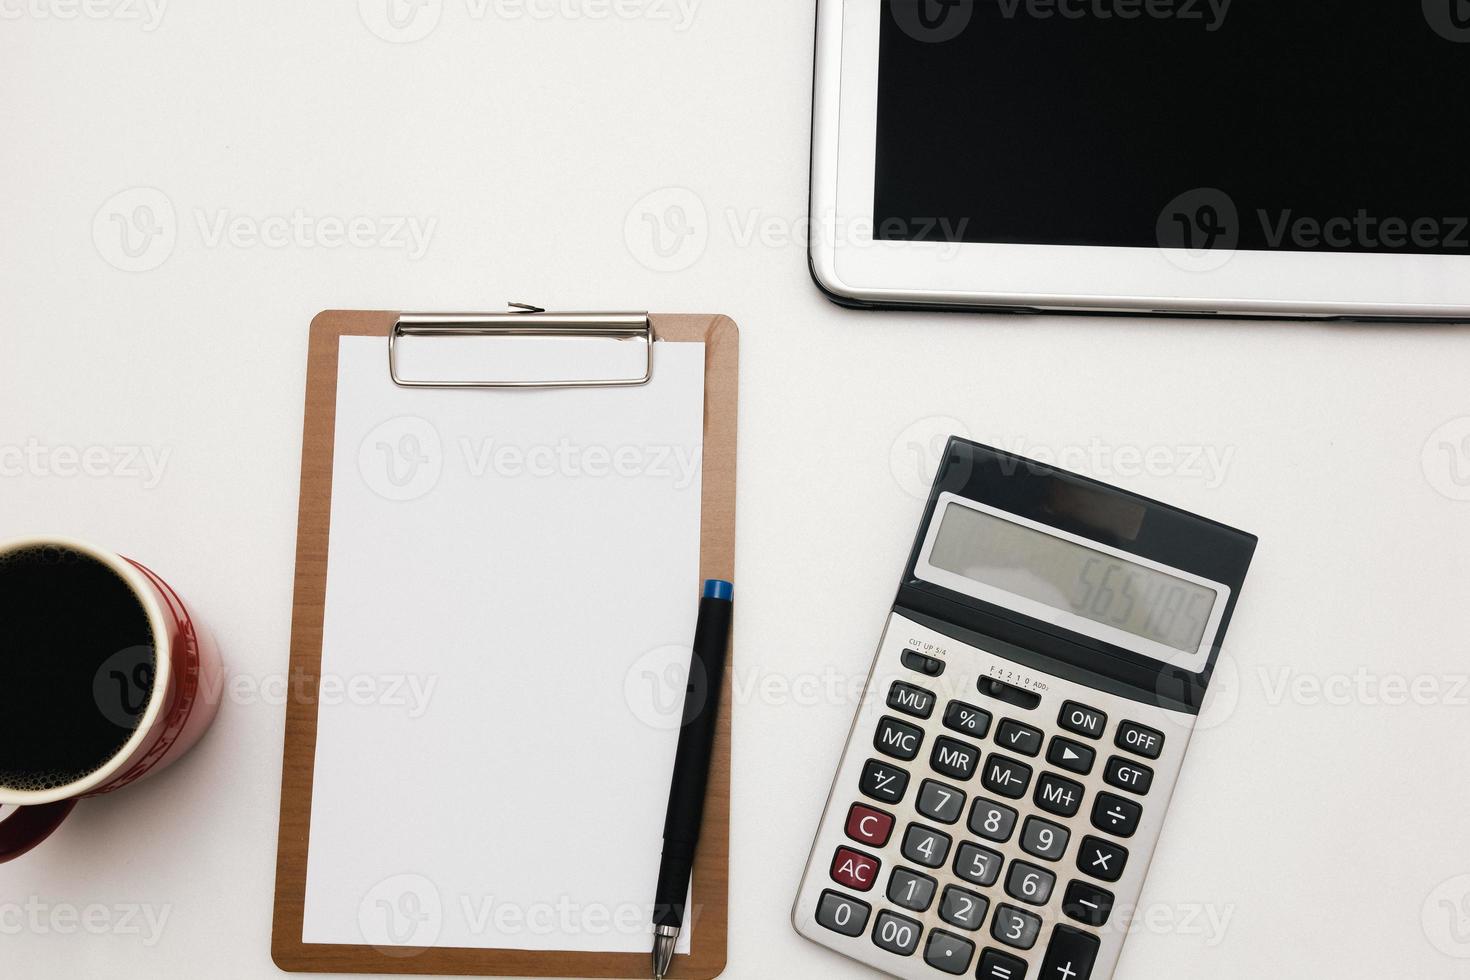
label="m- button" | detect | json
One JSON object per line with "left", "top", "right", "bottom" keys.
{"left": 1058, "top": 701, "right": 1107, "bottom": 740}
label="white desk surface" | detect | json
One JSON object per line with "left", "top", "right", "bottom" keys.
{"left": 4, "top": 4, "right": 1469, "bottom": 978}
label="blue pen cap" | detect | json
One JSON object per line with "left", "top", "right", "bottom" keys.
{"left": 702, "top": 579, "right": 733, "bottom": 601}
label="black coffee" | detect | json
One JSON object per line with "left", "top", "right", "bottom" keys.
{"left": 0, "top": 545, "right": 157, "bottom": 792}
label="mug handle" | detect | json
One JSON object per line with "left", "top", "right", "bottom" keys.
{"left": 0, "top": 800, "right": 78, "bottom": 863}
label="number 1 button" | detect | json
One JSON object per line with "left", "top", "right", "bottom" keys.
{"left": 1039, "top": 924, "right": 1100, "bottom": 980}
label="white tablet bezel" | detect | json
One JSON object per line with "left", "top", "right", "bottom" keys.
{"left": 810, "top": 0, "right": 1470, "bottom": 319}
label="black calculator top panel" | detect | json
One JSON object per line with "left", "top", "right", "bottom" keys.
{"left": 896, "top": 439, "right": 1258, "bottom": 714}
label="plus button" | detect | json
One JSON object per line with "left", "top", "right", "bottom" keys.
{"left": 1039, "top": 924, "right": 1099, "bottom": 980}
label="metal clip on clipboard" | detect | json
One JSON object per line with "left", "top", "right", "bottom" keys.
{"left": 387, "top": 304, "right": 654, "bottom": 389}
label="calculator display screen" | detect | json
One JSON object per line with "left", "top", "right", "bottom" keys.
{"left": 929, "top": 503, "right": 1217, "bottom": 654}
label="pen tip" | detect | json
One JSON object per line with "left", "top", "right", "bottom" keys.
{"left": 653, "top": 930, "right": 677, "bottom": 978}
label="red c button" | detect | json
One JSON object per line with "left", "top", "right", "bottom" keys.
{"left": 845, "top": 803, "right": 894, "bottom": 847}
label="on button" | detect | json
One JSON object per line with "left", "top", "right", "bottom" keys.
{"left": 1058, "top": 700, "right": 1107, "bottom": 740}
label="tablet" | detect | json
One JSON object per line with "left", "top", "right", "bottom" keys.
{"left": 810, "top": 0, "right": 1470, "bottom": 319}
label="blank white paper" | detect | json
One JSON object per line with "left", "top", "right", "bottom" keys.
{"left": 301, "top": 335, "right": 704, "bottom": 954}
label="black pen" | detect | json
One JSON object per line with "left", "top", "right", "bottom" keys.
{"left": 651, "top": 579, "right": 733, "bottom": 979}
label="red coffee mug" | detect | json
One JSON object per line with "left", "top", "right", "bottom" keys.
{"left": 0, "top": 536, "right": 223, "bottom": 862}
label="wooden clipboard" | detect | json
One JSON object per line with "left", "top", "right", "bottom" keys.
{"left": 271, "top": 309, "right": 737, "bottom": 978}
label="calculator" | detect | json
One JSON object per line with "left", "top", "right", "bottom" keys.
{"left": 792, "top": 438, "right": 1256, "bottom": 980}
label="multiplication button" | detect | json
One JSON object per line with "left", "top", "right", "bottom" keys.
{"left": 1076, "top": 836, "right": 1128, "bottom": 883}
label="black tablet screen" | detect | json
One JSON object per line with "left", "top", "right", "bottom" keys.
{"left": 874, "top": 1, "right": 1470, "bottom": 255}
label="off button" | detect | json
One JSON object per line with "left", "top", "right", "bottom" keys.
{"left": 1058, "top": 701, "right": 1107, "bottom": 740}
{"left": 1116, "top": 720, "right": 1165, "bottom": 759}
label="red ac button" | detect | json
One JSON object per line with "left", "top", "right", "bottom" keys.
{"left": 830, "top": 847, "right": 881, "bottom": 892}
